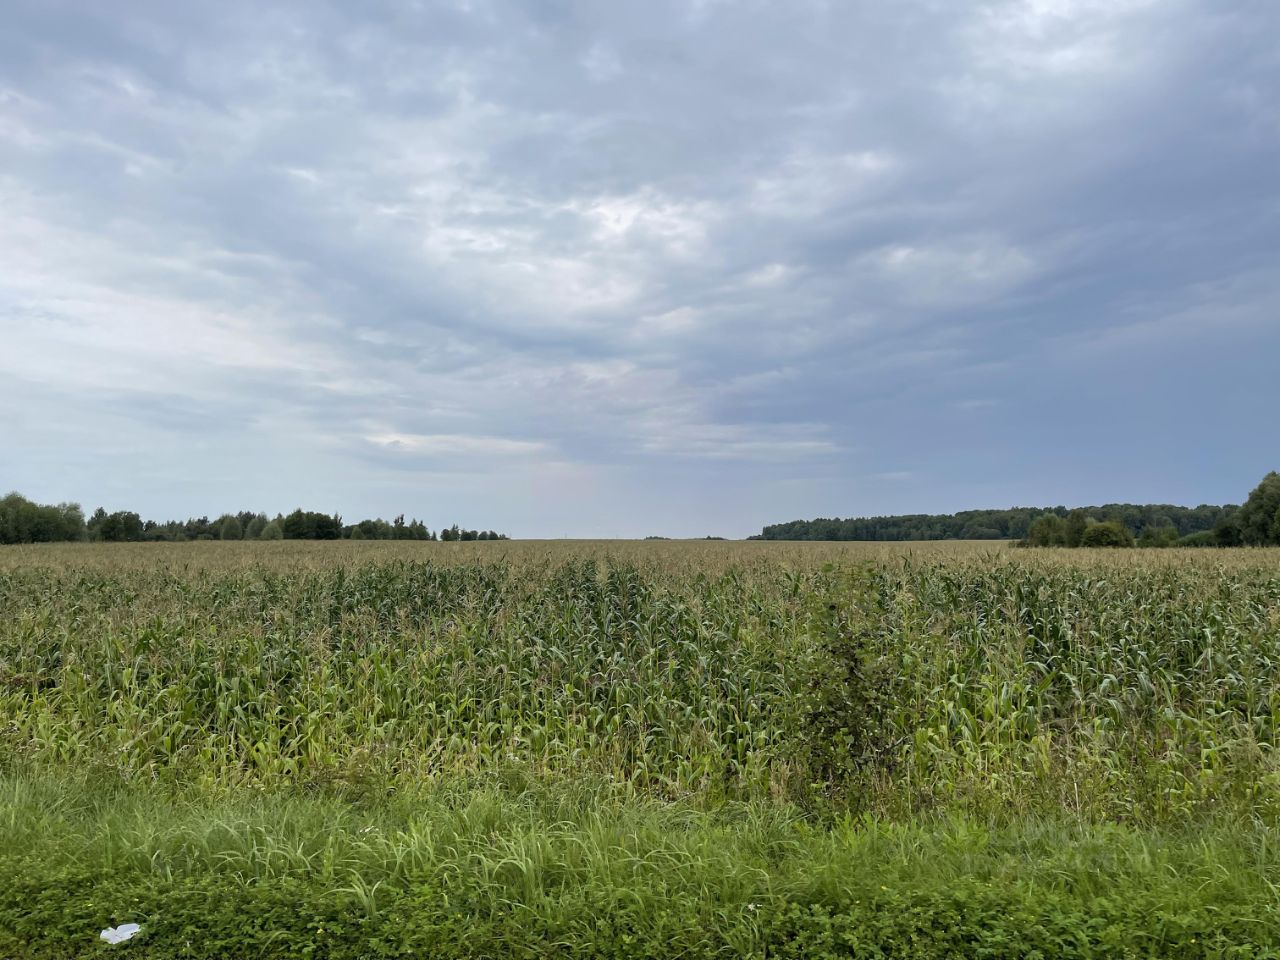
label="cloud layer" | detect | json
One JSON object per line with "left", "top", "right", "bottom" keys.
{"left": 2, "top": 0, "right": 1277, "bottom": 535}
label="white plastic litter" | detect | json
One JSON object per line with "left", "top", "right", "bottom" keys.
{"left": 100, "top": 923, "right": 141, "bottom": 945}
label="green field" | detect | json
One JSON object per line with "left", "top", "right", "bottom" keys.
{"left": 3, "top": 541, "right": 1279, "bottom": 957}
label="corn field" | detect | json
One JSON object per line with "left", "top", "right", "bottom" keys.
{"left": 3, "top": 540, "right": 1278, "bottom": 822}
{"left": 4, "top": 540, "right": 1280, "bottom": 957}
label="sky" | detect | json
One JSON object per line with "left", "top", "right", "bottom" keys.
{"left": 1, "top": 0, "right": 1277, "bottom": 538}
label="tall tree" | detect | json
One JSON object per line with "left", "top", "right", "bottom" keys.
{"left": 1064, "top": 510, "right": 1089, "bottom": 549}
{"left": 0, "top": 493, "right": 86, "bottom": 544}
{"left": 1238, "top": 471, "right": 1280, "bottom": 545}
{"left": 92, "top": 510, "right": 143, "bottom": 542}
{"left": 281, "top": 510, "right": 343, "bottom": 540}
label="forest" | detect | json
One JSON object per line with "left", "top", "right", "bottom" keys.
{"left": 6, "top": 471, "right": 1279, "bottom": 548}
{"left": 0, "top": 495, "right": 506, "bottom": 544}
{"left": 754, "top": 471, "right": 1280, "bottom": 547}
{"left": 754, "top": 503, "right": 1231, "bottom": 542}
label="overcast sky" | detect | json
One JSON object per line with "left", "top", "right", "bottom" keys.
{"left": 2, "top": 1, "right": 1277, "bottom": 537}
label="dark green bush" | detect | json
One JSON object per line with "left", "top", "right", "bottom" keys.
{"left": 1081, "top": 520, "right": 1135, "bottom": 548}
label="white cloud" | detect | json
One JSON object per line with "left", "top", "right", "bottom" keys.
{"left": 864, "top": 239, "right": 1037, "bottom": 308}
{"left": 634, "top": 306, "right": 704, "bottom": 336}
{"left": 0, "top": 188, "right": 347, "bottom": 396}
{"left": 972, "top": 0, "right": 1162, "bottom": 77}
{"left": 638, "top": 421, "right": 839, "bottom": 461}
{"left": 751, "top": 150, "right": 896, "bottom": 218}
{"left": 366, "top": 433, "right": 549, "bottom": 457}
{"left": 743, "top": 263, "right": 795, "bottom": 288}
{"left": 581, "top": 44, "right": 624, "bottom": 82}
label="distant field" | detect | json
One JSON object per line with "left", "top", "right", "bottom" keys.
{"left": 2, "top": 540, "right": 1278, "bottom": 958}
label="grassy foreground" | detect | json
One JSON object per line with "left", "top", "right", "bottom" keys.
{"left": 2, "top": 540, "right": 1279, "bottom": 957}
{"left": 3, "top": 771, "right": 1277, "bottom": 959}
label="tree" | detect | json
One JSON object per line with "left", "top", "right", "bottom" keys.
{"left": 87, "top": 507, "right": 108, "bottom": 541}
{"left": 183, "top": 516, "right": 214, "bottom": 540}
{"left": 112, "top": 512, "right": 144, "bottom": 542}
{"left": 90, "top": 510, "right": 143, "bottom": 542}
{"left": 1213, "top": 515, "right": 1243, "bottom": 547}
{"left": 351, "top": 518, "right": 390, "bottom": 540}
{"left": 281, "top": 510, "right": 343, "bottom": 540}
{"left": 0, "top": 493, "right": 86, "bottom": 544}
{"left": 753, "top": 503, "right": 1238, "bottom": 542}
{"left": 1026, "top": 515, "right": 1067, "bottom": 546}
{"left": 1064, "top": 510, "right": 1089, "bottom": 548}
{"left": 1080, "top": 521, "right": 1134, "bottom": 548}
{"left": 1137, "top": 525, "right": 1179, "bottom": 547}
{"left": 2, "top": 496, "right": 504, "bottom": 545}
{"left": 960, "top": 524, "right": 1002, "bottom": 540}
{"left": 1238, "top": 471, "right": 1280, "bottom": 545}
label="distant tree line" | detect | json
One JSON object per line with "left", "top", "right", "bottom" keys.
{"left": 750, "top": 472, "right": 1280, "bottom": 548}
{"left": 752, "top": 503, "right": 1235, "bottom": 543}
{"left": 1022, "top": 472, "right": 1280, "bottom": 548}
{"left": 0, "top": 494, "right": 508, "bottom": 545}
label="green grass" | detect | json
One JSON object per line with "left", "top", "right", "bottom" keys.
{"left": 2, "top": 540, "right": 1278, "bottom": 956}
{"left": 4, "top": 769, "right": 1278, "bottom": 958}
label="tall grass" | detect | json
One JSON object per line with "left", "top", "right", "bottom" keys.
{"left": 3, "top": 767, "right": 1278, "bottom": 958}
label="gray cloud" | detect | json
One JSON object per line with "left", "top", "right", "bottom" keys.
{"left": 2, "top": 0, "right": 1277, "bottom": 536}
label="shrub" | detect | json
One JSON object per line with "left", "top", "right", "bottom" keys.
{"left": 1080, "top": 521, "right": 1134, "bottom": 547}
{"left": 1024, "top": 515, "right": 1067, "bottom": 546}
{"left": 1138, "top": 525, "right": 1179, "bottom": 547}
